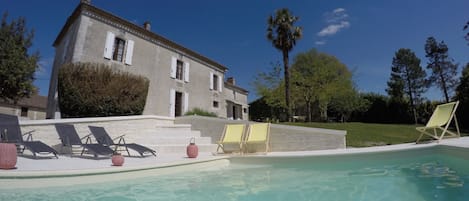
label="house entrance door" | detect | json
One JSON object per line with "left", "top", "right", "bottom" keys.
{"left": 175, "top": 92, "right": 183, "bottom": 117}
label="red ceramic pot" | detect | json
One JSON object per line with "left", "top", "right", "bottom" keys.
{"left": 186, "top": 137, "right": 198, "bottom": 158}
{"left": 111, "top": 154, "right": 124, "bottom": 166}
{"left": 0, "top": 143, "right": 17, "bottom": 169}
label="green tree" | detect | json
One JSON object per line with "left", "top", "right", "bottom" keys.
{"left": 253, "top": 63, "right": 285, "bottom": 108}
{"left": 329, "top": 88, "right": 369, "bottom": 122}
{"left": 0, "top": 12, "right": 39, "bottom": 103}
{"left": 455, "top": 63, "right": 469, "bottom": 130}
{"left": 424, "top": 37, "right": 458, "bottom": 103}
{"left": 455, "top": 63, "right": 469, "bottom": 103}
{"left": 291, "top": 49, "right": 353, "bottom": 121}
{"left": 267, "top": 8, "right": 302, "bottom": 122}
{"left": 386, "top": 48, "right": 427, "bottom": 124}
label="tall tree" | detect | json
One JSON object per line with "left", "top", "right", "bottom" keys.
{"left": 455, "top": 63, "right": 469, "bottom": 130}
{"left": 386, "top": 48, "right": 427, "bottom": 124}
{"left": 464, "top": 21, "right": 469, "bottom": 44}
{"left": 424, "top": 37, "right": 458, "bottom": 103}
{"left": 267, "top": 8, "right": 302, "bottom": 122}
{"left": 252, "top": 62, "right": 287, "bottom": 121}
{"left": 0, "top": 12, "right": 39, "bottom": 103}
{"left": 455, "top": 63, "right": 469, "bottom": 103}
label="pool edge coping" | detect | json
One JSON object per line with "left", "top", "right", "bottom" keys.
{"left": 2, "top": 137, "right": 468, "bottom": 179}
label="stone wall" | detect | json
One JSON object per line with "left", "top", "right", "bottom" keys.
{"left": 175, "top": 116, "right": 346, "bottom": 152}
{"left": 16, "top": 115, "right": 174, "bottom": 153}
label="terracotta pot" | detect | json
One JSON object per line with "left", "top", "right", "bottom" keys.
{"left": 0, "top": 143, "right": 17, "bottom": 169}
{"left": 111, "top": 154, "right": 124, "bottom": 166}
{"left": 186, "top": 137, "right": 198, "bottom": 158}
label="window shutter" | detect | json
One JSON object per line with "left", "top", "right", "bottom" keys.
{"left": 170, "top": 57, "right": 177, "bottom": 78}
{"left": 184, "top": 92, "right": 189, "bottom": 113}
{"left": 184, "top": 62, "right": 190, "bottom": 82}
{"left": 104, "top": 31, "right": 115, "bottom": 59}
{"left": 218, "top": 75, "right": 223, "bottom": 92}
{"left": 169, "top": 89, "right": 175, "bottom": 117}
{"left": 124, "top": 40, "right": 134, "bottom": 65}
{"left": 209, "top": 72, "right": 214, "bottom": 90}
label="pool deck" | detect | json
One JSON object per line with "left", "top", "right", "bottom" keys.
{"left": 2, "top": 137, "right": 469, "bottom": 178}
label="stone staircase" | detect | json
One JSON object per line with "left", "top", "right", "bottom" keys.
{"left": 129, "top": 124, "right": 217, "bottom": 155}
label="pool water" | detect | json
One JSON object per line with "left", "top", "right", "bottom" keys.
{"left": 2, "top": 146, "right": 469, "bottom": 201}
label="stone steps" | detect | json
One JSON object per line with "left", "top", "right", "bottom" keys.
{"left": 130, "top": 124, "right": 216, "bottom": 154}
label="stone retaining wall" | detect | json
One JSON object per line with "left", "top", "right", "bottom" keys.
{"left": 14, "top": 115, "right": 174, "bottom": 153}
{"left": 175, "top": 116, "right": 347, "bottom": 152}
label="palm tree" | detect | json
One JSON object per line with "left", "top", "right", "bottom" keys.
{"left": 267, "top": 8, "right": 302, "bottom": 122}
{"left": 465, "top": 21, "right": 469, "bottom": 43}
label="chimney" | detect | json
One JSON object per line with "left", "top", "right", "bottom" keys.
{"left": 227, "top": 77, "right": 236, "bottom": 85}
{"left": 80, "top": 0, "right": 91, "bottom": 4}
{"left": 143, "top": 21, "right": 151, "bottom": 31}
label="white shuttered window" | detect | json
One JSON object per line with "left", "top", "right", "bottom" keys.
{"left": 169, "top": 89, "right": 176, "bottom": 117}
{"left": 104, "top": 31, "right": 115, "bottom": 59}
{"left": 184, "top": 62, "right": 190, "bottom": 82}
{"left": 170, "top": 57, "right": 177, "bottom": 78}
{"left": 124, "top": 40, "right": 134, "bottom": 65}
{"left": 184, "top": 92, "right": 189, "bottom": 113}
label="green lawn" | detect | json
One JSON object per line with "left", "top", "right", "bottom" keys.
{"left": 284, "top": 122, "right": 424, "bottom": 147}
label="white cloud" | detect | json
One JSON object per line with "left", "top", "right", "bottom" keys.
{"left": 315, "top": 40, "right": 327, "bottom": 45}
{"left": 317, "top": 21, "right": 350, "bottom": 37}
{"left": 317, "top": 8, "right": 351, "bottom": 38}
{"left": 333, "top": 8, "right": 345, "bottom": 13}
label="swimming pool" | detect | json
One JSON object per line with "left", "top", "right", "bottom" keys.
{"left": 1, "top": 146, "right": 469, "bottom": 201}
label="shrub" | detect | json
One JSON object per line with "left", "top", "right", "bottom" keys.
{"left": 185, "top": 108, "right": 217, "bottom": 117}
{"left": 58, "top": 62, "right": 149, "bottom": 117}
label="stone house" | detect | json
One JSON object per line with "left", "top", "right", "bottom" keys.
{"left": 46, "top": 1, "right": 248, "bottom": 120}
{"left": 0, "top": 95, "right": 47, "bottom": 120}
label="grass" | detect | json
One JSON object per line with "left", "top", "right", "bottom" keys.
{"left": 284, "top": 122, "right": 425, "bottom": 147}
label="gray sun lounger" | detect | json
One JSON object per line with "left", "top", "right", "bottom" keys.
{"left": 88, "top": 126, "right": 157, "bottom": 157}
{"left": 55, "top": 124, "right": 114, "bottom": 158}
{"left": 0, "top": 114, "right": 58, "bottom": 158}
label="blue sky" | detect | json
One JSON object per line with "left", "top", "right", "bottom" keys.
{"left": 3, "top": 0, "right": 469, "bottom": 102}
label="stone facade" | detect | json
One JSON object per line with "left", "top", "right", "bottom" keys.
{"left": 47, "top": 2, "right": 248, "bottom": 120}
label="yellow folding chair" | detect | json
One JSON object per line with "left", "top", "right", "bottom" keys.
{"left": 416, "top": 101, "right": 460, "bottom": 143}
{"left": 244, "top": 123, "right": 270, "bottom": 153}
{"left": 216, "top": 124, "right": 245, "bottom": 154}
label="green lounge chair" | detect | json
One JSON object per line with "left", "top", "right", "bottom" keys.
{"left": 244, "top": 123, "right": 270, "bottom": 153}
{"left": 216, "top": 124, "right": 245, "bottom": 154}
{"left": 416, "top": 101, "right": 460, "bottom": 143}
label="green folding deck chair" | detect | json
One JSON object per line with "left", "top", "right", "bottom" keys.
{"left": 216, "top": 124, "right": 245, "bottom": 154}
{"left": 416, "top": 101, "right": 460, "bottom": 143}
{"left": 244, "top": 123, "right": 270, "bottom": 154}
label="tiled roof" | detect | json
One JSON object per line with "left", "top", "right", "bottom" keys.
{"left": 225, "top": 82, "right": 249, "bottom": 94}
{"left": 1, "top": 95, "right": 47, "bottom": 109}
